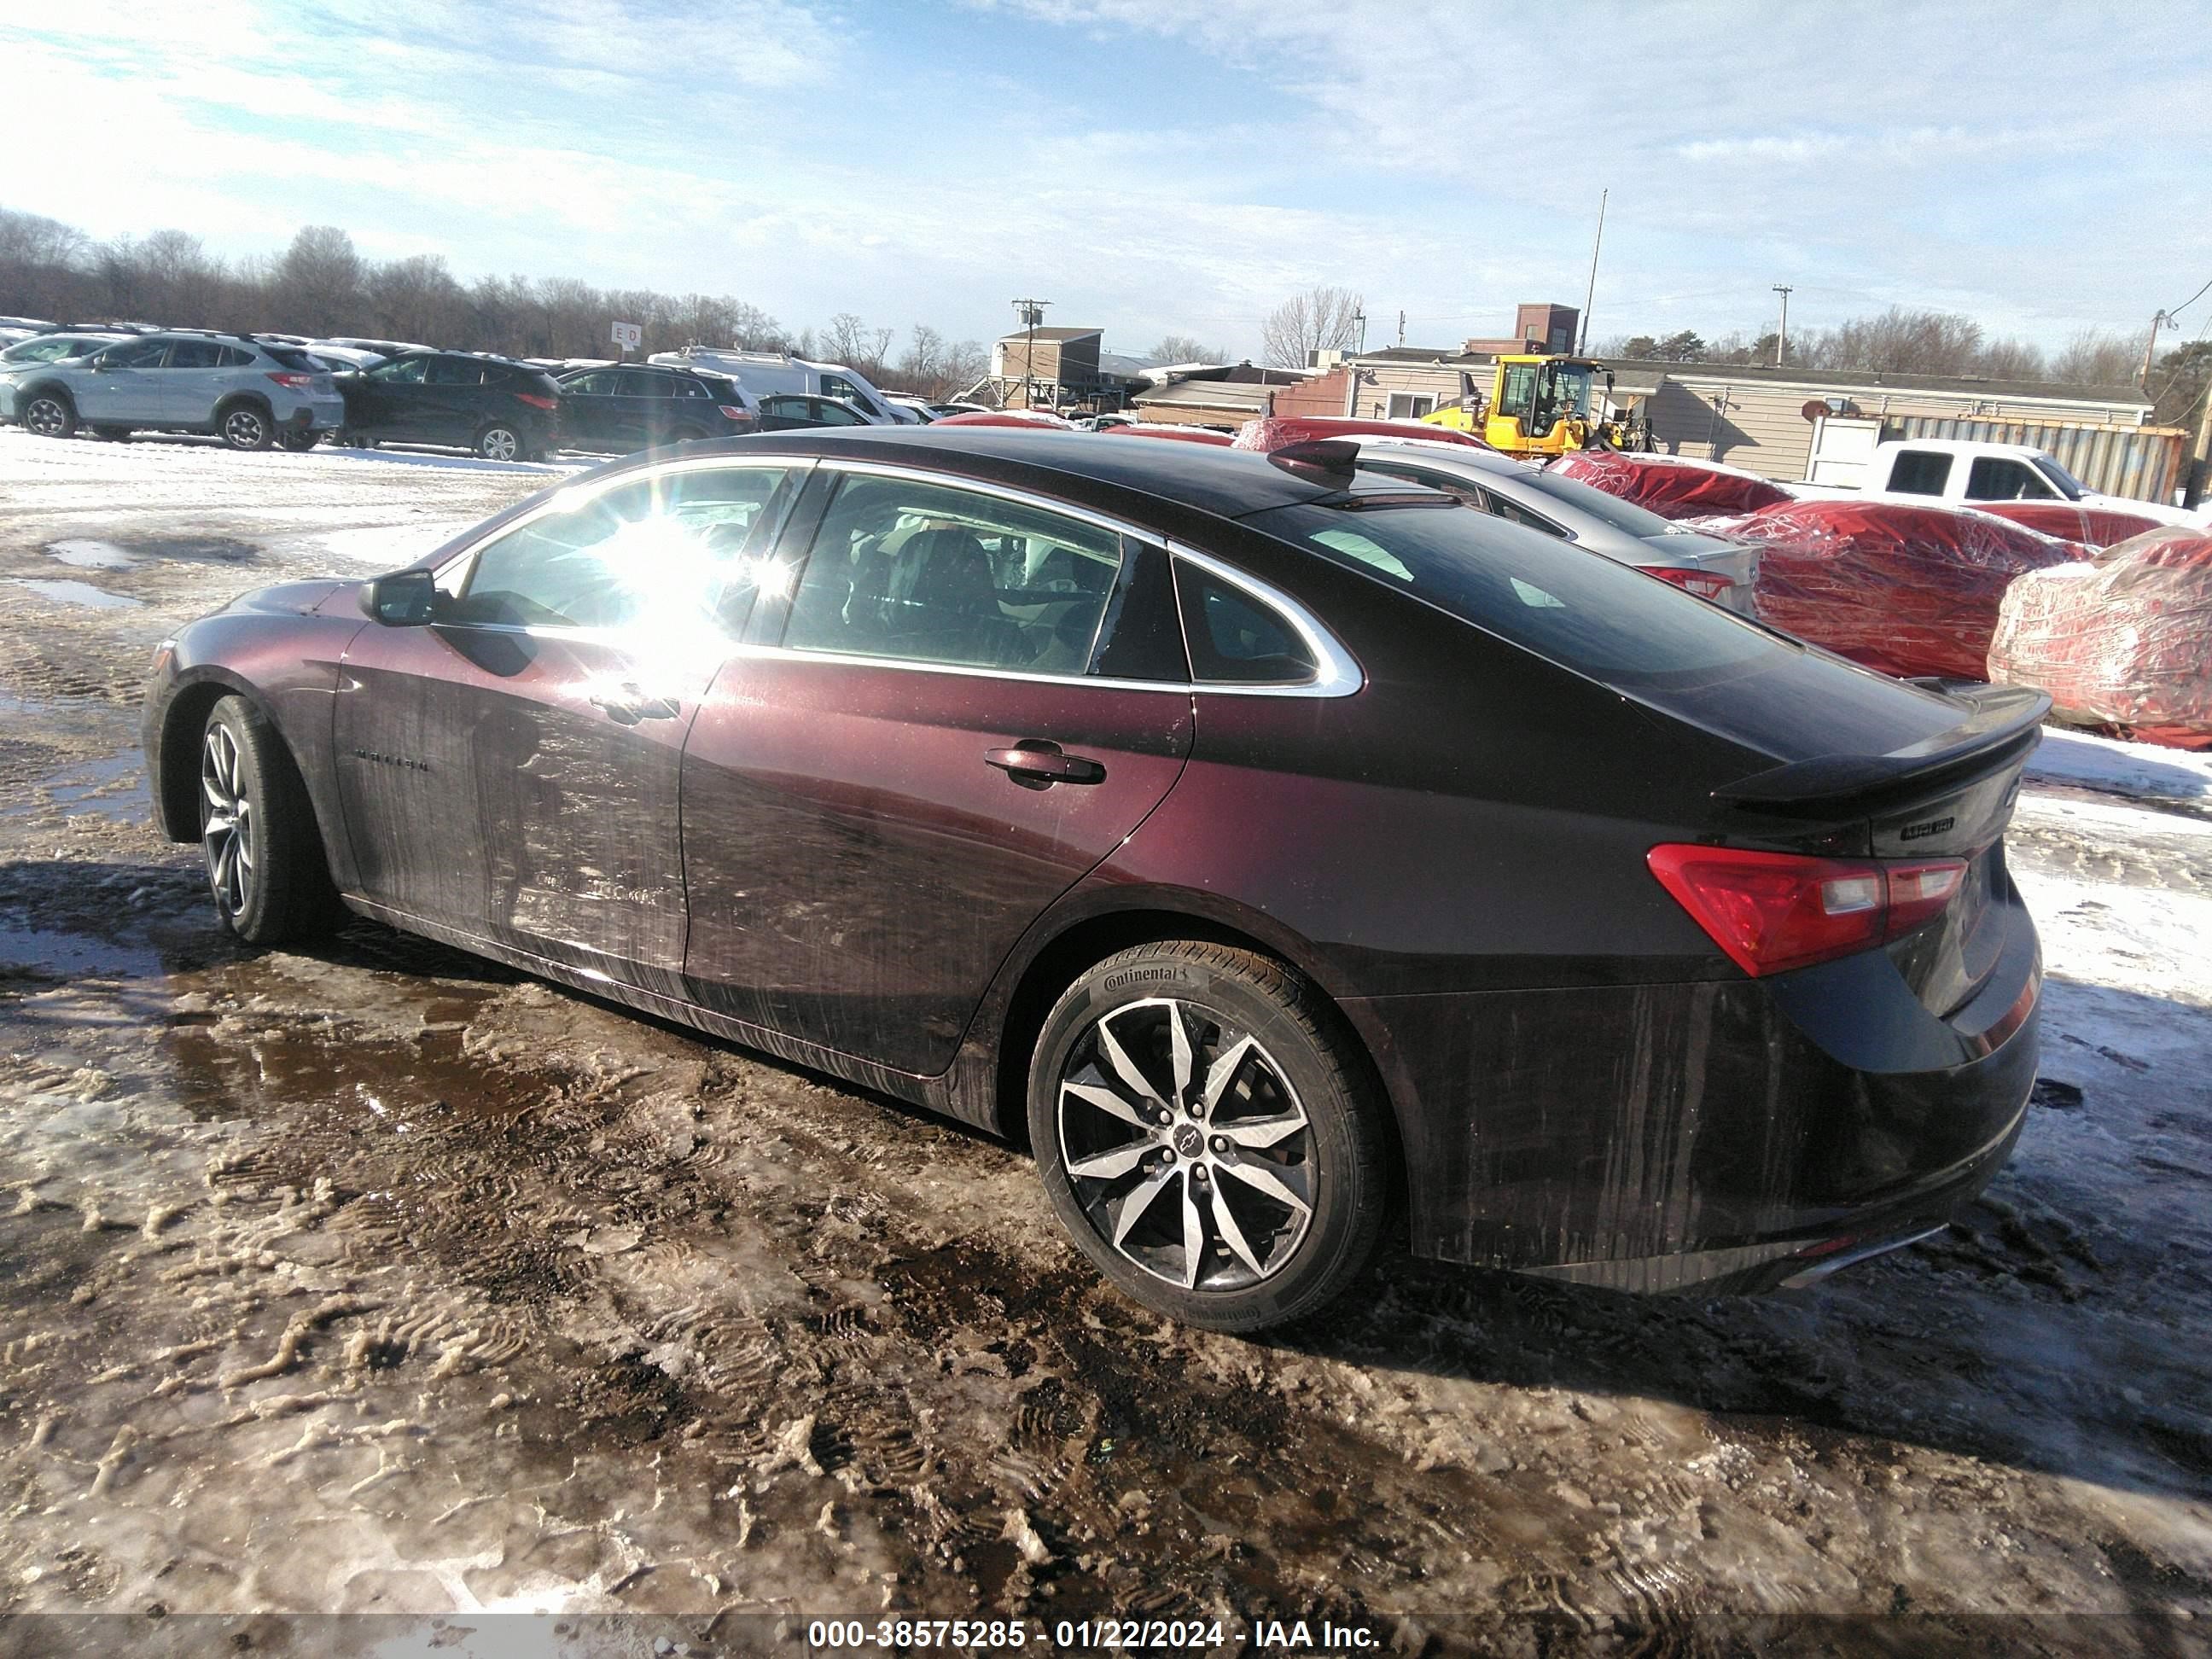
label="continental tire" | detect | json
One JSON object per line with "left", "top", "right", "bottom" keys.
{"left": 1027, "top": 940, "right": 1389, "bottom": 1333}
{"left": 198, "top": 696, "right": 341, "bottom": 945}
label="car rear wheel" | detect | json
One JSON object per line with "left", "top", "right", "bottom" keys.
{"left": 474, "top": 424, "right": 521, "bottom": 462}
{"left": 198, "top": 696, "right": 341, "bottom": 946}
{"left": 21, "top": 394, "right": 74, "bottom": 439}
{"left": 1027, "top": 941, "right": 1389, "bottom": 1333}
{"left": 218, "top": 403, "right": 273, "bottom": 451}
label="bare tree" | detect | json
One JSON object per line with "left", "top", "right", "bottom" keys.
{"left": 365, "top": 253, "right": 467, "bottom": 346}
{"left": 1974, "top": 336, "right": 2049, "bottom": 381}
{"left": 822, "top": 311, "right": 894, "bottom": 377}
{"left": 1804, "top": 306, "right": 1984, "bottom": 375}
{"left": 274, "top": 225, "right": 365, "bottom": 336}
{"left": 1260, "top": 286, "right": 1363, "bottom": 370}
{"left": 2050, "top": 329, "right": 2140, "bottom": 387}
{"left": 1150, "top": 334, "right": 1226, "bottom": 365}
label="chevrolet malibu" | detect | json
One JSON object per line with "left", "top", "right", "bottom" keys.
{"left": 141, "top": 428, "right": 2044, "bottom": 1330}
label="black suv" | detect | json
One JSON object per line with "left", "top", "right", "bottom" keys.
{"left": 555, "top": 363, "right": 759, "bottom": 455}
{"left": 332, "top": 351, "right": 562, "bottom": 461}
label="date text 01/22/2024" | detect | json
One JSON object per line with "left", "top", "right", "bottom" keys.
{"left": 805, "top": 1617, "right": 1384, "bottom": 1651}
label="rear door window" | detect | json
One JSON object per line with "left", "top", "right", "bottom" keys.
{"left": 619, "top": 370, "right": 673, "bottom": 398}
{"left": 166, "top": 340, "right": 224, "bottom": 370}
{"left": 1889, "top": 450, "right": 1953, "bottom": 495}
{"left": 780, "top": 474, "right": 1125, "bottom": 675}
{"left": 564, "top": 370, "right": 617, "bottom": 395}
{"left": 426, "top": 357, "right": 484, "bottom": 387}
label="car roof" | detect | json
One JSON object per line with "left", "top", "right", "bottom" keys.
{"left": 617, "top": 426, "right": 1435, "bottom": 519}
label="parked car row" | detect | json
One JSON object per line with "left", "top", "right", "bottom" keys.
{"left": 0, "top": 318, "right": 965, "bottom": 459}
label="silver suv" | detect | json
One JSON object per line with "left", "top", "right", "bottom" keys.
{"left": 0, "top": 331, "right": 346, "bottom": 451}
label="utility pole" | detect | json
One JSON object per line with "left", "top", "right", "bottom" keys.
{"left": 2139, "top": 309, "right": 2169, "bottom": 390}
{"left": 2186, "top": 380, "right": 2212, "bottom": 511}
{"left": 1397, "top": 309, "right": 1406, "bottom": 347}
{"left": 1351, "top": 307, "right": 1367, "bottom": 356}
{"left": 1010, "top": 298, "right": 1048, "bottom": 408}
{"left": 1772, "top": 284, "right": 1793, "bottom": 368}
{"left": 1576, "top": 188, "right": 1608, "bottom": 354}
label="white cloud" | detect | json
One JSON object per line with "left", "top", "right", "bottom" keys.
{"left": 4, "top": 0, "right": 2208, "bottom": 356}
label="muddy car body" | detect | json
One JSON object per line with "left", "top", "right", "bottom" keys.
{"left": 141, "top": 428, "right": 2043, "bottom": 1328}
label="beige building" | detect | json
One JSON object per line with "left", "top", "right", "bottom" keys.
{"left": 1605, "top": 359, "right": 2154, "bottom": 482}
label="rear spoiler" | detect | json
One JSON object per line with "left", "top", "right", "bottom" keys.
{"left": 1712, "top": 684, "right": 2050, "bottom": 813}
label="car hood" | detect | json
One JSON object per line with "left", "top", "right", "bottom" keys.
{"left": 223, "top": 579, "right": 351, "bottom": 617}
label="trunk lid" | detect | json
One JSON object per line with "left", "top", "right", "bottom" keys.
{"left": 1711, "top": 684, "right": 2045, "bottom": 1014}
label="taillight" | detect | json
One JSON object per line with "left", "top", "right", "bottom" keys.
{"left": 514, "top": 392, "right": 558, "bottom": 410}
{"left": 1648, "top": 566, "right": 1734, "bottom": 601}
{"left": 716, "top": 405, "right": 750, "bottom": 422}
{"left": 266, "top": 372, "right": 313, "bottom": 389}
{"left": 1647, "top": 845, "right": 1969, "bottom": 976}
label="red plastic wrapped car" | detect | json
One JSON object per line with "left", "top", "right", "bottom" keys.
{"left": 1234, "top": 415, "right": 1497, "bottom": 452}
{"left": 1972, "top": 501, "right": 2166, "bottom": 548}
{"left": 1714, "top": 499, "right": 2082, "bottom": 682}
{"left": 1546, "top": 451, "right": 1794, "bottom": 521}
{"left": 1988, "top": 527, "right": 2212, "bottom": 748}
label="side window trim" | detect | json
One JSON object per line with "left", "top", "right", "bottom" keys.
{"left": 1167, "top": 544, "right": 1363, "bottom": 699}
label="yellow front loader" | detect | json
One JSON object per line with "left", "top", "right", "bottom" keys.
{"left": 1422, "top": 354, "right": 1648, "bottom": 458}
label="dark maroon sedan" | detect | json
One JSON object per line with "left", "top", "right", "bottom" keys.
{"left": 142, "top": 428, "right": 2044, "bottom": 1330}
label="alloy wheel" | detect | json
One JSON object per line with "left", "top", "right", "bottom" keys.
{"left": 24, "top": 398, "right": 67, "bottom": 437}
{"left": 478, "top": 427, "right": 520, "bottom": 462}
{"left": 1057, "top": 997, "right": 1315, "bottom": 1292}
{"left": 201, "top": 724, "right": 255, "bottom": 920}
{"left": 224, "top": 408, "right": 266, "bottom": 448}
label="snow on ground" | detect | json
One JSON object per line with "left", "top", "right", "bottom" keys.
{"left": 2027, "top": 726, "right": 2212, "bottom": 806}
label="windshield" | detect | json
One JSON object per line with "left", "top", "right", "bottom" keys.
{"left": 1247, "top": 499, "right": 1781, "bottom": 690}
{"left": 2034, "top": 456, "right": 2087, "bottom": 500}
{"left": 1514, "top": 466, "right": 1682, "bottom": 538}
{"left": 1548, "top": 363, "right": 1597, "bottom": 417}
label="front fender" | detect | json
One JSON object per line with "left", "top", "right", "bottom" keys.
{"left": 145, "top": 606, "right": 370, "bottom": 882}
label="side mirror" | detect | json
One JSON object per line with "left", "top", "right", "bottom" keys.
{"left": 360, "top": 569, "right": 439, "bottom": 626}
{"left": 91, "top": 358, "right": 116, "bottom": 373}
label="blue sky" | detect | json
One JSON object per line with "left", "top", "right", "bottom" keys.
{"left": 7, "top": 0, "right": 2209, "bottom": 362}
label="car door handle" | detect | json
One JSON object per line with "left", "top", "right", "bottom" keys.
{"left": 591, "top": 684, "right": 682, "bottom": 725}
{"left": 986, "top": 743, "right": 1106, "bottom": 786}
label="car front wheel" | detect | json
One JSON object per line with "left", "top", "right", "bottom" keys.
{"left": 21, "top": 394, "right": 75, "bottom": 439}
{"left": 475, "top": 424, "right": 521, "bottom": 462}
{"left": 198, "top": 696, "right": 340, "bottom": 945}
{"left": 1027, "top": 941, "right": 1390, "bottom": 1333}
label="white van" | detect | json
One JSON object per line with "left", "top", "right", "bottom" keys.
{"left": 647, "top": 348, "right": 917, "bottom": 423}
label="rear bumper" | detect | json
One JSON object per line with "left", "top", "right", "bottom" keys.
{"left": 1343, "top": 895, "right": 2040, "bottom": 1293}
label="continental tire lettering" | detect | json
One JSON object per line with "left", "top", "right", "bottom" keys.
{"left": 1102, "top": 966, "right": 1203, "bottom": 994}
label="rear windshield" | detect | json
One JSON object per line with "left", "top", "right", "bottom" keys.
{"left": 263, "top": 346, "right": 323, "bottom": 372}
{"left": 1246, "top": 500, "right": 1785, "bottom": 689}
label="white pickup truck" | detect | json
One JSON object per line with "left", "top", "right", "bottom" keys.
{"left": 1793, "top": 437, "right": 2204, "bottom": 527}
